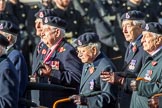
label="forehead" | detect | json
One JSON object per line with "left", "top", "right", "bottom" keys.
{"left": 122, "top": 20, "right": 133, "bottom": 25}
{"left": 77, "top": 46, "right": 89, "bottom": 50}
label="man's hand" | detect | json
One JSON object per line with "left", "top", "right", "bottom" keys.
{"left": 40, "top": 64, "right": 52, "bottom": 76}
{"left": 70, "top": 95, "right": 81, "bottom": 105}
{"left": 148, "top": 96, "right": 159, "bottom": 108}
{"left": 100, "top": 72, "right": 124, "bottom": 85}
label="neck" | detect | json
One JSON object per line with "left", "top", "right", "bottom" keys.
{"left": 55, "top": 3, "right": 67, "bottom": 10}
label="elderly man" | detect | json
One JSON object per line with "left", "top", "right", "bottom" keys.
{"left": 130, "top": 22, "right": 162, "bottom": 108}
{"left": 0, "top": 34, "right": 19, "bottom": 108}
{"left": 70, "top": 32, "right": 117, "bottom": 108}
{"left": 100, "top": 10, "right": 148, "bottom": 108}
{"left": 0, "top": 20, "right": 28, "bottom": 108}
{"left": 38, "top": 16, "right": 83, "bottom": 108}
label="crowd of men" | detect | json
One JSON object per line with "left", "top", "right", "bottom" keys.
{"left": 0, "top": 0, "right": 162, "bottom": 108}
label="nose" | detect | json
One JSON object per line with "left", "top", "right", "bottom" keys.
{"left": 122, "top": 26, "right": 127, "bottom": 33}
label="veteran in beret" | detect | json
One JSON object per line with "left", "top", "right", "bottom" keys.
{"left": 100, "top": 10, "right": 149, "bottom": 108}
{"left": 0, "top": 34, "right": 19, "bottom": 108}
{"left": 38, "top": 16, "right": 83, "bottom": 108}
{"left": 70, "top": 32, "right": 117, "bottom": 108}
{"left": 0, "top": 20, "right": 28, "bottom": 108}
{"left": 129, "top": 22, "right": 162, "bottom": 108}
{"left": 32, "top": 9, "right": 57, "bottom": 75}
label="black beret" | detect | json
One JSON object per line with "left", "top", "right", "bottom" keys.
{"left": 0, "top": 34, "right": 9, "bottom": 47}
{"left": 35, "top": 9, "right": 57, "bottom": 19}
{"left": 142, "top": 22, "right": 162, "bottom": 35}
{"left": 43, "top": 16, "right": 67, "bottom": 29}
{"left": 76, "top": 32, "right": 99, "bottom": 46}
{"left": 121, "top": 10, "right": 145, "bottom": 21}
{"left": 0, "top": 20, "right": 19, "bottom": 35}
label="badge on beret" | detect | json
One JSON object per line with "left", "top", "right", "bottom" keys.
{"left": 0, "top": 23, "right": 3, "bottom": 30}
{"left": 144, "top": 70, "right": 152, "bottom": 81}
{"left": 39, "top": 11, "right": 44, "bottom": 18}
{"left": 89, "top": 79, "right": 94, "bottom": 90}
{"left": 126, "top": 13, "right": 130, "bottom": 19}
{"left": 44, "top": 17, "right": 48, "bottom": 23}
{"left": 145, "top": 24, "right": 149, "bottom": 30}
{"left": 78, "top": 40, "right": 82, "bottom": 46}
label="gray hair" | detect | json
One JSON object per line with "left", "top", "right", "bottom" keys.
{"left": 132, "top": 20, "right": 145, "bottom": 28}
{"left": 0, "top": 45, "right": 6, "bottom": 56}
{"left": 87, "top": 42, "right": 101, "bottom": 52}
{"left": 4, "top": 33, "right": 17, "bottom": 44}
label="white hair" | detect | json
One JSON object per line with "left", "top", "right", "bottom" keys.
{"left": 87, "top": 42, "right": 101, "bottom": 51}
{"left": 132, "top": 20, "right": 145, "bottom": 27}
{"left": 0, "top": 45, "right": 6, "bottom": 56}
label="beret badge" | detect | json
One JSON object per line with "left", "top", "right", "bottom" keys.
{"left": 0, "top": 23, "right": 3, "bottom": 30}
{"left": 145, "top": 24, "right": 149, "bottom": 30}
{"left": 126, "top": 13, "right": 130, "bottom": 19}
{"left": 78, "top": 40, "right": 83, "bottom": 46}
{"left": 44, "top": 17, "right": 48, "bottom": 23}
{"left": 39, "top": 11, "right": 44, "bottom": 18}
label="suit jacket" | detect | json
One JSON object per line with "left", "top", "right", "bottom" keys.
{"left": 7, "top": 47, "right": 28, "bottom": 108}
{"left": 131, "top": 49, "right": 162, "bottom": 108}
{"left": 78, "top": 52, "right": 117, "bottom": 108}
{"left": 39, "top": 39, "right": 83, "bottom": 108}
{"left": 32, "top": 41, "right": 48, "bottom": 74}
{"left": 122, "top": 35, "right": 148, "bottom": 92}
{"left": 0, "top": 55, "right": 19, "bottom": 108}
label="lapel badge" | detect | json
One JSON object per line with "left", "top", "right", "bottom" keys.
{"left": 89, "top": 66, "right": 95, "bottom": 74}
{"left": 144, "top": 70, "right": 152, "bottom": 81}
{"left": 151, "top": 61, "right": 157, "bottom": 66}
{"left": 128, "top": 59, "right": 137, "bottom": 70}
{"left": 89, "top": 79, "right": 95, "bottom": 90}
{"left": 58, "top": 47, "right": 66, "bottom": 53}
{"left": 51, "top": 61, "right": 60, "bottom": 70}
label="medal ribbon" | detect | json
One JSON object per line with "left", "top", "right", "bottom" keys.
{"left": 43, "top": 38, "right": 63, "bottom": 63}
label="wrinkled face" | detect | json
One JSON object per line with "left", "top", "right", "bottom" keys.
{"left": 0, "top": 0, "right": 6, "bottom": 12}
{"left": 141, "top": 31, "right": 159, "bottom": 53}
{"left": 35, "top": 18, "right": 44, "bottom": 37}
{"left": 122, "top": 20, "right": 141, "bottom": 42}
{"left": 42, "top": 25, "right": 58, "bottom": 48}
{"left": 77, "top": 46, "right": 95, "bottom": 63}
{"left": 54, "top": 0, "right": 71, "bottom": 8}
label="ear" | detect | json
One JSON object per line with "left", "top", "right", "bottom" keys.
{"left": 55, "top": 28, "right": 61, "bottom": 38}
{"left": 6, "top": 35, "right": 12, "bottom": 42}
{"left": 156, "top": 37, "right": 162, "bottom": 46}
{"left": 92, "top": 46, "right": 97, "bottom": 55}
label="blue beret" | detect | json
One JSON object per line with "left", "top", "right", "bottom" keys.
{"left": 142, "top": 22, "right": 162, "bottom": 35}
{"left": 43, "top": 16, "right": 67, "bottom": 29}
{"left": 0, "top": 34, "right": 9, "bottom": 47}
{"left": 0, "top": 20, "right": 19, "bottom": 35}
{"left": 35, "top": 9, "right": 57, "bottom": 19}
{"left": 76, "top": 32, "right": 99, "bottom": 46}
{"left": 121, "top": 10, "right": 145, "bottom": 21}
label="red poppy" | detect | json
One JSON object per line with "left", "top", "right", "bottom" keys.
{"left": 132, "top": 45, "right": 137, "bottom": 53}
{"left": 42, "top": 49, "right": 47, "bottom": 54}
{"left": 89, "top": 66, "right": 95, "bottom": 74}
{"left": 151, "top": 61, "right": 157, "bottom": 66}
{"left": 58, "top": 47, "right": 66, "bottom": 53}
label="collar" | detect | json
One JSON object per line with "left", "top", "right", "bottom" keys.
{"left": 151, "top": 46, "right": 162, "bottom": 56}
